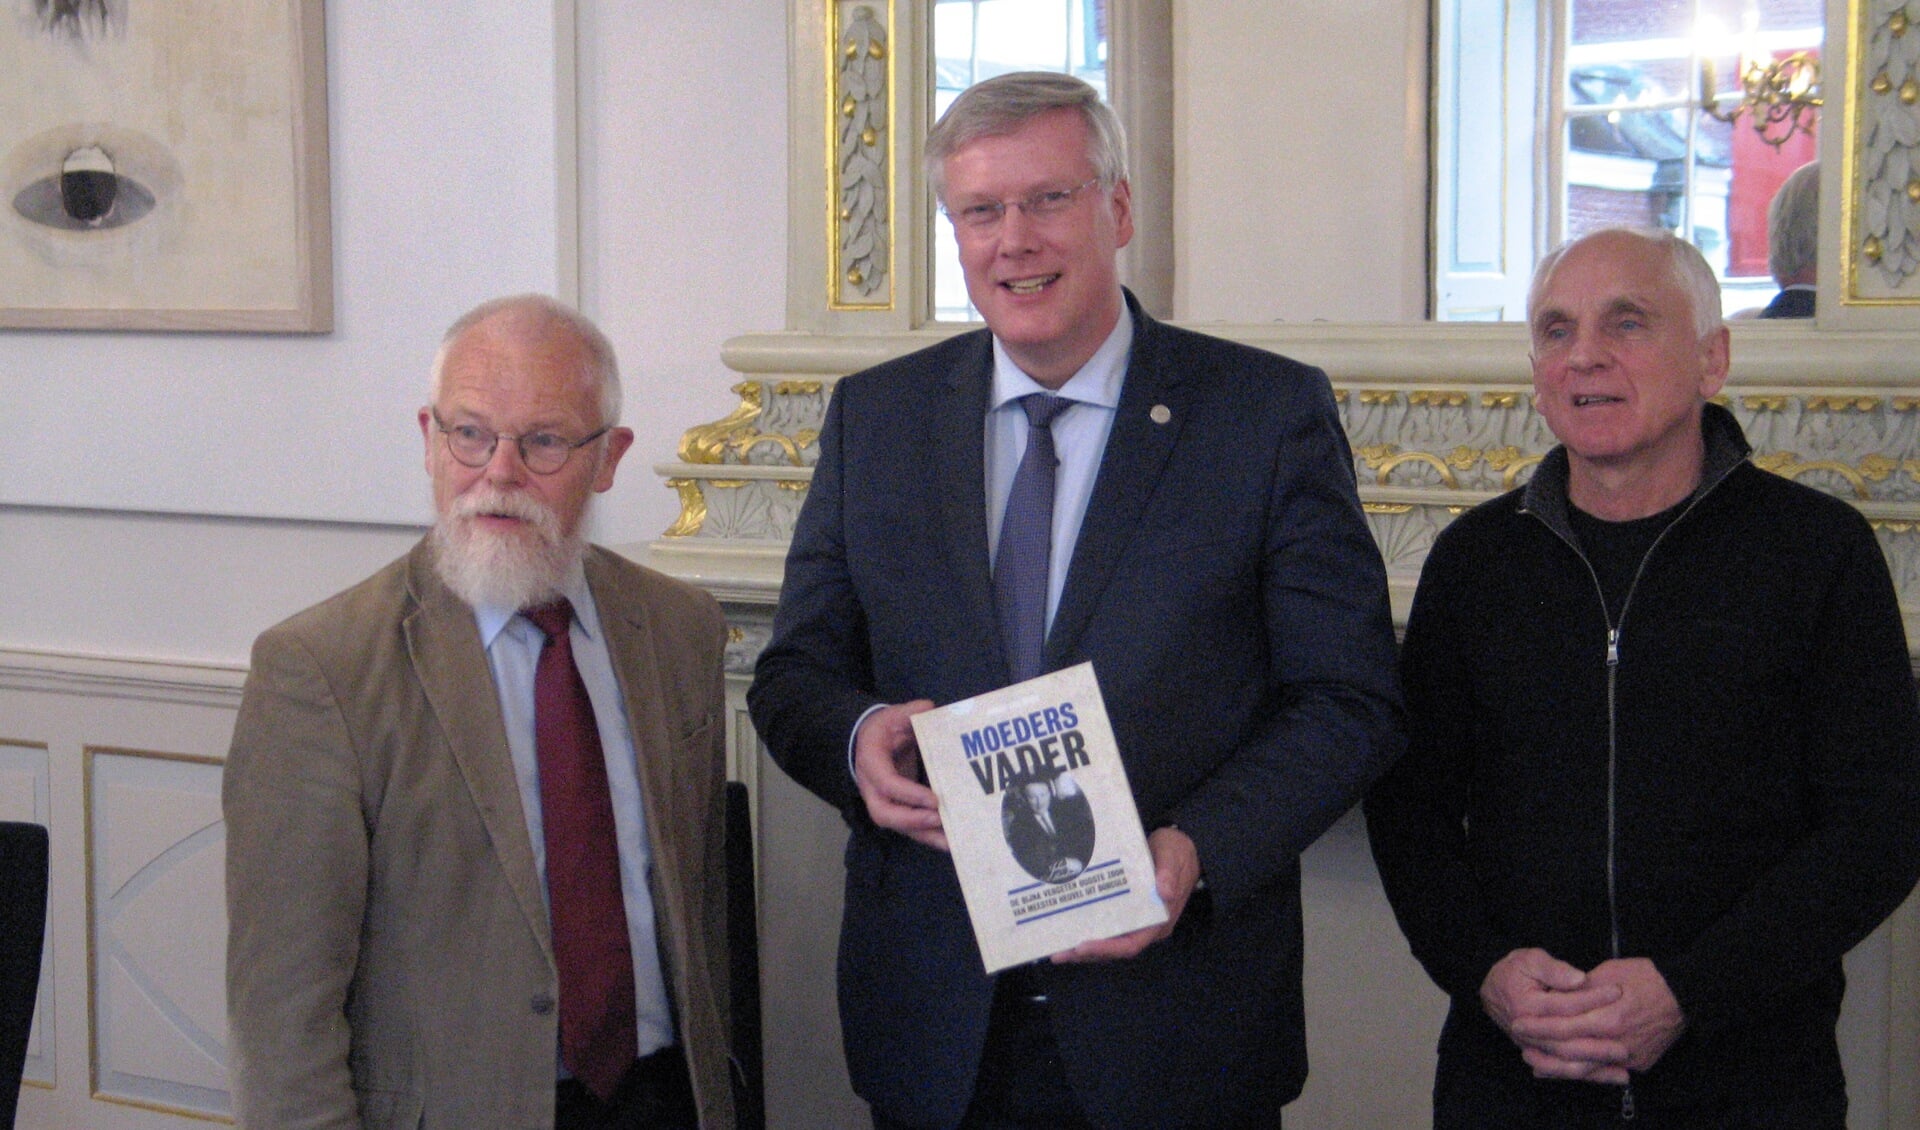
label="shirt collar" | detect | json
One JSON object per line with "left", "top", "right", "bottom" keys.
{"left": 472, "top": 559, "right": 596, "bottom": 648}
{"left": 990, "top": 301, "right": 1132, "bottom": 413}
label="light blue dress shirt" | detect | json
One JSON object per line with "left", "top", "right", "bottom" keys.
{"left": 474, "top": 569, "right": 676, "bottom": 1068}
{"left": 985, "top": 303, "right": 1131, "bottom": 630}
{"left": 847, "top": 303, "right": 1132, "bottom": 770}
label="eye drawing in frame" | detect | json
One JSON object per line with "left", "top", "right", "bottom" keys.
{"left": 0, "top": 0, "right": 331, "bottom": 331}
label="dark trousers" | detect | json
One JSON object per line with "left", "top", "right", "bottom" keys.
{"left": 1434, "top": 1069, "right": 1846, "bottom": 1130}
{"left": 872, "top": 972, "right": 1284, "bottom": 1130}
{"left": 872, "top": 970, "right": 1093, "bottom": 1130}
{"left": 555, "top": 1045, "right": 697, "bottom": 1130}
{"left": 959, "top": 970, "right": 1096, "bottom": 1130}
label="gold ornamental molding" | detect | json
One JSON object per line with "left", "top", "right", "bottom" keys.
{"left": 1493, "top": 453, "right": 1545, "bottom": 490}
{"left": 1755, "top": 452, "right": 1920, "bottom": 497}
{"left": 1752, "top": 452, "right": 1874, "bottom": 498}
{"left": 1842, "top": 0, "right": 1920, "bottom": 300}
{"left": 679, "top": 382, "right": 766, "bottom": 464}
{"left": 674, "top": 382, "right": 824, "bottom": 470}
{"left": 661, "top": 379, "right": 827, "bottom": 540}
{"left": 1359, "top": 447, "right": 1462, "bottom": 489}
{"left": 828, "top": 1, "right": 894, "bottom": 310}
{"left": 661, "top": 479, "right": 709, "bottom": 538}
{"left": 1861, "top": 454, "right": 1920, "bottom": 481}
{"left": 666, "top": 325, "right": 1920, "bottom": 654}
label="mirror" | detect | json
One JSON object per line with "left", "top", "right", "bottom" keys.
{"left": 1433, "top": 0, "right": 1825, "bottom": 322}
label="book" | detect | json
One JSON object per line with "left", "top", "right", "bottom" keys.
{"left": 909, "top": 661, "right": 1167, "bottom": 973}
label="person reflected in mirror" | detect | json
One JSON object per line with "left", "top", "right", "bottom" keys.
{"left": 1758, "top": 161, "right": 1819, "bottom": 319}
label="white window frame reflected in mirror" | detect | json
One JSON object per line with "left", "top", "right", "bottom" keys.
{"left": 1433, "top": 0, "right": 1824, "bottom": 323}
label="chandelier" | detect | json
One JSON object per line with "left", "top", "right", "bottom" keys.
{"left": 1702, "top": 50, "right": 1823, "bottom": 148}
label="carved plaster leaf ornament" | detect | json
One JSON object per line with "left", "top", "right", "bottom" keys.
{"left": 1861, "top": 0, "right": 1920, "bottom": 285}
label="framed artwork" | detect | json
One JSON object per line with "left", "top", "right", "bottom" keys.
{"left": 0, "top": 0, "right": 331, "bottom": 331}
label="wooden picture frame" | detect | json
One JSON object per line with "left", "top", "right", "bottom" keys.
{"left": 0, "top": 0, "right": 331, "bottom": 332}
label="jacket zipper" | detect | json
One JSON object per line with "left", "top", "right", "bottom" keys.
{"left": 1522, "top": 459, "right": 1738, "bottom": 1122}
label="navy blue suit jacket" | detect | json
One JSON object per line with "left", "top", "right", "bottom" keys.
{"left": 748, "top": 294, "right": 1404, "bottom": 1129}
{"left": 1758, "top": 287, "right": 1816, "bottom": 319}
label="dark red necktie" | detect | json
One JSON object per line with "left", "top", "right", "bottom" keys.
{"left": 525, "top": 600, "right": 637, "bottom": 1100}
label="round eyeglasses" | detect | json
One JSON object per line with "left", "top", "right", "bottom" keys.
{"left": 432, "top": 410, "right": 608, "bottom": 475}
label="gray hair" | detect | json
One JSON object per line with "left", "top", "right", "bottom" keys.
{"left": 429, "top": 294, "right": 622, "bottom": 426}
{"left": 1528, "top": 226, "right": 1723, "bottom": 340}
{"left": 1767, "top": 161, "right": 1820, "bottom": 285}
{"left": 924, "top": 71, "right": 1127, "bottom": 204}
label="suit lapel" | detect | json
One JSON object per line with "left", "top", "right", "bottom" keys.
{"left": 585, "top": 548, "right": 694, "bottom": 987}
{"left": 583, "top": 548, "right": 674, "bottom": 859}
{"left": 402, "top": 542, "right": 552, "bottom": 957}
{"left": 931, "top": 332, "right": 1008, "bottom": 681}
{"left": 1047, "top": 301, "right": 1191, "bottom": 664}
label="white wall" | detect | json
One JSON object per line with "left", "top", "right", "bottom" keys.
{"left": 0, "top": 1, "right": 786, "bottom": 666}
{"left": 3, "top": 5, "right": 562, "bottom": 528}
{"left": 575, "top": 0, "right": 788, "bottom": 550}
{"left": 1174, "top": 0, "right": 1431, "bottom": 323}
{"left": 0, "top": 0, "right": 1435, "bottom": 666}
{"left": 4, "top": 5, "right": 787, "bottom": 1125}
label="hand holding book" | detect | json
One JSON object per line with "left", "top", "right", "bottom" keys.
{"left": 1052, "top": 825, "right": 1199, "bottom": 963}
{"left": 909, "top": 663, "right": 1169, "bottom": 972}
{"left": 851, "top": 698, "right": 946, "bottom": 851}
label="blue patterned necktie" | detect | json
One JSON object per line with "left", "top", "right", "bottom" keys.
{"left": 993, "top": 393, "right": 1076, "bottom": 684}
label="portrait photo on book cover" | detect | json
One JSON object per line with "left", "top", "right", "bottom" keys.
{"left": 1001, "top": 769, "right": 1097, "bottom": 884}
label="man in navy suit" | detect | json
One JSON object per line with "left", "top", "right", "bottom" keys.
{"left": 748, "top": 72, "right": 1404, "bottom": 1130}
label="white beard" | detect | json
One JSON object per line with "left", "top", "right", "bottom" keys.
{"left": 430, "top": 486, "right": 585, "bottom": 610}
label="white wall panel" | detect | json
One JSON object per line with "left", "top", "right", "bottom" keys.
{"left": 7, "top": 666, "right": 238, "bottom": 1130}
{"left": 86, "top": 750, "right": 229, "bottom": 1119}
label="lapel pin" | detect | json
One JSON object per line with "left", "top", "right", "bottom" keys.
{"left": 1150, "top": 404, "right": 1171, "bottom": 425}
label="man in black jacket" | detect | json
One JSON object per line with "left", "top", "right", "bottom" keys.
{"left": 1365, "top": 226, "right": 1920, "bottom": 1128}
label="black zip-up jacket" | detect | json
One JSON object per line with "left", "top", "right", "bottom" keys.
{"left": 1365, "top": 403, "right": 1920, "bottom": 1116}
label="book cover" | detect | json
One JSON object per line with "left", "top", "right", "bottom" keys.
{"left": 910, "top": 662, "right": 1167, "bottom": 973}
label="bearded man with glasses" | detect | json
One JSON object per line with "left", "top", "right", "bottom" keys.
{"left": 225, "top": 294, "right": 736, "bottom": 1129}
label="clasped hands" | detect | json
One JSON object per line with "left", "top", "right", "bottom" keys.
{"left": 853, "top": 700, "right": 1198, "bottom": 963}
{"left": 1479, "top": 948, "right": 1686, "bottom": 1085}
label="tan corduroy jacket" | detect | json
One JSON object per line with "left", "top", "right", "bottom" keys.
{"left": 225, "top": 540, "right": 734, "bottom": 1129}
